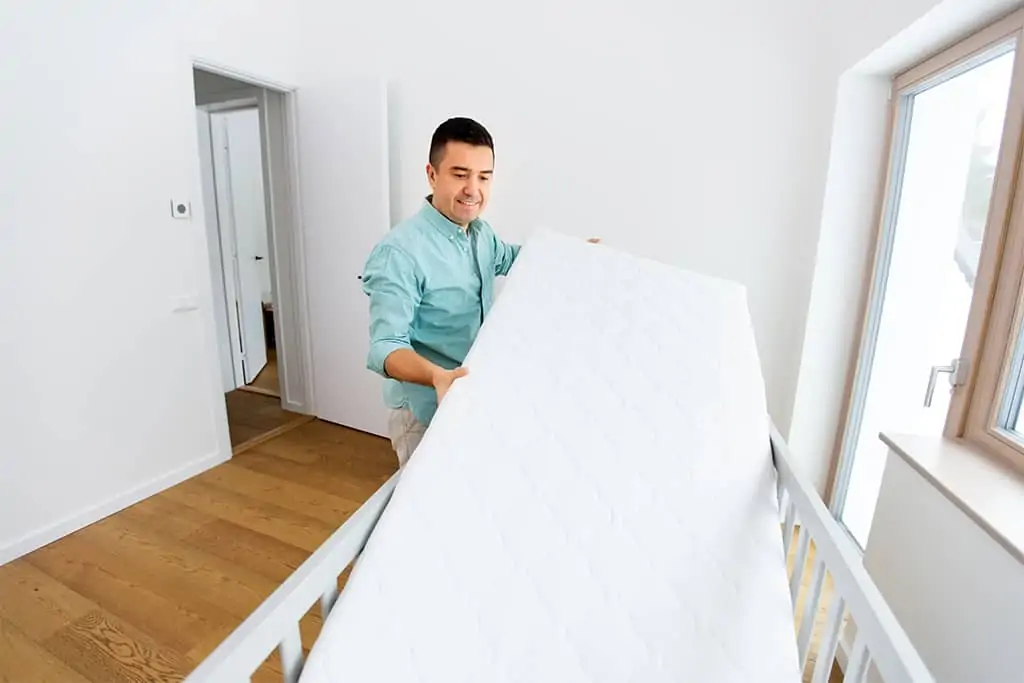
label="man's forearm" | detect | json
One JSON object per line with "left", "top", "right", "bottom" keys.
{"left": 383, "top": 348, "right": 444, "bottom": 387}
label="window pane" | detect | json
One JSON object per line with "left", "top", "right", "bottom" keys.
{"left": 837, "top": 47, "right": 1016, "bottom": 548}
{"left": 1001, "top": 315, "right": 1024, "bottom": 433}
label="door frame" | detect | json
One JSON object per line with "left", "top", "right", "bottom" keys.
{"left": 826, "top": 10, "right": 1024, "bottom": 525}
{"left": 190, "top": 59, "right": 316, "bottom": 425}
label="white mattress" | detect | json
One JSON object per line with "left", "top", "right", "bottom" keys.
{"left": 300, "top": 230, "right": 801, "bottom": 682}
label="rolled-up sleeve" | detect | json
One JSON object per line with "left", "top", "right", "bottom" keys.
{"left": 491, "top": 231, "right": 521, "bottom": 276}
{"left": 362, "top": 245, "right": 421, "bottom": 377}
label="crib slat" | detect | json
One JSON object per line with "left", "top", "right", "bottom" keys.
{"left": 778, "top": 482, "right": 789, "bottom": 521}
{"left": 320, "top": 582, "right": 340, "bottom": 621}
{"left": 782, "top": 499, "right": 797, "bottom": 556}
{"left": 797, "top": 558, "right": 827, "bottom": 666}
{"left": 788, "top": 529, "right": 811, "bottom": 606}
{"left": 279, "top": 623, "right": 304, "bottom": 683}
{"left": 811, "top": 595, "right": 846, "bottom": 683}
{"left": 844, "top": 634, "right": 871, "bottom": 683}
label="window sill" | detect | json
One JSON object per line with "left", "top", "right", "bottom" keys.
{"left": 880, "top": 432, "right": 1024, "bottom": 565}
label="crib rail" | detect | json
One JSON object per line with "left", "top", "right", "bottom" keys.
{"left": 182, "top": 472, "right": 399, "bottom": 683}
{"left": 771, "top": 424, "right": 935, "bottom": 683}
{"left": 183, "top": 427, "right": 935, "bottom": 683}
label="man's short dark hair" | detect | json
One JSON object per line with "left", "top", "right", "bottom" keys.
{"left": 429, "top": 117, "right": 494, "bottom": 168}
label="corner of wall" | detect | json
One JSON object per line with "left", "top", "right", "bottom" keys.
{"left": 0, "top": 447, "right": 229, "bottom": 566}
{"left": 788, "top": 71, "right": 894, "bottom": 496}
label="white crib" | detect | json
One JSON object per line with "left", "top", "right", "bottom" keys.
{"left": 183, "top": 230, "right": 935, "bottom": 683}
{"left": 181, "top": 423, "right": 934, "bottom": 683}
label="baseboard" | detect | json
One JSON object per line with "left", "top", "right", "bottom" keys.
{"left": 0, "top": 449, "right": 228, "bottom": 566}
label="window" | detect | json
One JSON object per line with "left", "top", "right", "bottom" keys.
{"left": 961, "top": 156, "right": 1024, "bottom": 463}
{"left": 831, "top": 8, "right": 1024, "bottom": 547}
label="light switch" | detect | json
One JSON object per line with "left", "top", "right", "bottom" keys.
{"left": 170, "top": 200, "right": 192, "bottom": 219}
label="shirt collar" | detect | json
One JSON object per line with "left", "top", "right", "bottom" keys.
{"left": 420, "top": 195, "right": 480, "bottom": 236}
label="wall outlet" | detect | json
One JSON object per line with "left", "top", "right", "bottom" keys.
{"left": 170, "top": 200, "right": 192, "bottom": 219}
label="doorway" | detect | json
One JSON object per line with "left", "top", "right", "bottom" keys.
{"left": 830, "top": 41, "right": 1019, "bottom": 548}
{"left": 199, "top": 104, "right": 277, "bottom": 396}
{"left": 192, "top": 67, "right": 312, "bottom": 449}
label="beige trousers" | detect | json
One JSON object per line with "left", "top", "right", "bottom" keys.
{"left": 387, "top": 408, "right": 426, "bottom": 466}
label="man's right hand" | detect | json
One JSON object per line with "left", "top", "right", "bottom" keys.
{"left": 383, "top": 348, "right": 468, "bottom": 404}
{"left": 432, "top": 366, "right": 468, "bottom": 405}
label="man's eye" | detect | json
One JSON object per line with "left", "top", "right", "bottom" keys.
{"left": 480, "top": 176, "right": 491, "bottom": 183}
{"left": 454, "top": 173, "right": 468, "bottom": 179}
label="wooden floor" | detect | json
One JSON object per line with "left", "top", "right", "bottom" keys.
{"left": 0, "top": 420, "right": 397, "bottom": 683}
{"left": 225, "top": 389, "right": 302, "bottom": 449}
{"left": 790, "top": 528, "right": 846, "bottom": 683}
{"left": 240, "top": 350, "right": 280, "bottom": 398}
{"left": 1, "top": 419, "right": 850, "bottom": 683}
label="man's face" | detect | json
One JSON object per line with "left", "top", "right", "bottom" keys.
{"left": 427, "top": 141, "right": 493, "bottom": 227}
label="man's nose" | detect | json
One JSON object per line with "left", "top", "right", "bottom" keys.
{"left": 463, "top": 178, "right": 479, "bottom": 197}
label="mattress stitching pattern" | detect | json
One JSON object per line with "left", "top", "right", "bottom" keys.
{"left": 299, "top": 229, "right": 802, "bottom": 682}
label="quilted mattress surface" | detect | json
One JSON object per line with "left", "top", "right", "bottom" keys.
{"left": 300, "top": 229, "right": 801, "bottom": 682}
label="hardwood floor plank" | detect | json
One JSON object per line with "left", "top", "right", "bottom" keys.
{"left": 0, "top": 561, "right": 97, "bottom": 643}
{"left": 72, "top": 519, "right": 273, "bottom": 621}
{"left": 0, "top": 618, "right": 92, "bottom": 683}
{"left": 236, "top": 450, "right": 393, "bottom": 501}
{"left": 182, "top": 610, "right": 322, "bottom": 680}
{"left": 43, "top": 611, "right": 189, "bottom": 683}
{"left": 118, "top": 494, "right": 212, "bottom": 541}
{"left": 232, "top": 415, "right": 312, "bottom": 455}
{"left": 225, "top": 391, "right": 296, "bottom": 430}
{"left": 186, "top": 518, "right": 310, "bottom": 584}
{"left": 250, "top": 421, "right": 395, "bottom": 475}
{"left": 229, "top": 422, "right": 264, "bottom": 446}
{"left": 298, "top": 603, "right": 324, "bottom": 652}
{"left": 118, "top": 491, "right": 310, "bottom": 584}
{"left": 225, "top": 389, "right": 303, "bottom": 448}
{"left": 25, "top": 543, "right": 221, "bottom": 656}
{"left": 162, "top": 477, "right": 336, "bottom": 553}
{"left": 0, "top": 419, "right": 389, "bottom": 682}
{"left": 199, "top": 461, "right": 362, "bottom": 523}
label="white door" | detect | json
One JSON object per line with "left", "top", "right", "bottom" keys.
{"left": 211, "top": 108, "right": 271, "bottom": 385}
{"left": 831, "top": 46, "right": 1017, "bottom": 547}
{"left": 196, "top": 109, "right": 237, "bottom": 392}
{"left": 297, "top": 78, "right": 391, "bottom": 436}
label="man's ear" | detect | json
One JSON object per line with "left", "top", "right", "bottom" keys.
{"left": 425, "top": 163, "right": 437, "bottom": 187}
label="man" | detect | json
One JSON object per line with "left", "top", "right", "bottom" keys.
{"left": 362, "top": 117, "right": 595, "bottom": 464}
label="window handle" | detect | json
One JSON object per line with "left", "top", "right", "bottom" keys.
{"left": 924, "top": 359, "right": 963, "bottom": 407}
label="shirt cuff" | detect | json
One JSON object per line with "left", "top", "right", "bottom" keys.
{"left": 367, "top": 339, "right": 411, "bottom": 377}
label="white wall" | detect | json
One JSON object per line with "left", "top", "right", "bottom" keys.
{"left": 297, "top": 0, "right": 840, "bottom": 439}
{"left": 301, "top": 0, "right": 1024, "bottom": 492}
{"left": 0, "top": 0, "right": 297, "bottom": 563}
{"left": 866, "top": 452, "right": 1024, "bottom": 682}
{"left": 5, "top": 0, "right": 1019, "bottom": 565}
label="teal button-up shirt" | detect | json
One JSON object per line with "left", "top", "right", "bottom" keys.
{"left": 361, "top": 199, "right": 520, "bottom": 425}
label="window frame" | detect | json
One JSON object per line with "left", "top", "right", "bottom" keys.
{"left": 931, "top": 11, "right": 1024, "bottom": 461}
{"left": 959, "top": 125, "right": 1024, "bottom": 470}
{"left": 830, "top": 7, "right": 1024, "bottom": 510}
